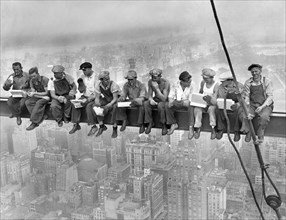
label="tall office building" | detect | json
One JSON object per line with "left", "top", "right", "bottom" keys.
{"left": 56, "top": 160, "right": 78, "bottom": 191}
{"left": 0, "top": 151, "right": 9, "bottom": 187}
{"left": 207, "top": 184, "right": 227, "bottom": 220}
{"left": 93, "top": 140, "right": 116, "bottom": 168}
{"left": 12, "top": 127, "right": 37, "bottom": 156}
{"left": 126, "top": 136, "right": 170, "bottom": 174}
{"left": 170, "top": 130, "right": 184, "bottom": 148}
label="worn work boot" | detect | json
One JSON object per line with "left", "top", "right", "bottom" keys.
{"left": 26, "top": 123, "right": 39, "bottom": 131}
{"left": 188, "top": 126, "right": 194, "bottom": 140}
{"left": 233, "top": 132, "right": 241, "bottom": 142}
{"left": 87, "top": 125, "right": 98, "bottom": 136}
{"left": 245, "top": 132, "right": 251, "bottom": 142}
{"left": 167, "top": 123, "right": 178, "bottom": 135}
{"left": 216, "top": 130, "right": 224, "bottom": 140}
{"left": 16, "top": 116, "right": 22, "bottom": 126}
{"left": 145, "top": 123, "right": 153, "bottom": 134}
{"left": 139, "top": 124, "right": 145, "bottom": 134}
{"left": 194, "top": 127, "right": 201, "bottom": 139}
{"left": 162, "top": 124, "right": 168, "bottom": 136}
{"left": 210, "top": 127, "right": 216, "bottom": 140}
{"left": 58, "top": 120, "right": 63, "bottom": 127}
{"left": 111, "top": 127, "right": 118, "bottom": 138}
{"left": 69, "top": 123, "right": 81, "bottom": 134}
{"left": 96, "top": 124, "right": 107, "bottom": 137}
{"left": 120, "top": 120, "right": 128, "bottom": 132}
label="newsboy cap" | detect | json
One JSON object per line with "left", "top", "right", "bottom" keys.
{"left": 248, "top": 64, "right": 262, "bottom": 71}
{"left": 79, "top": 62, "right": 92, "bottom": 70}
{"left": 52, "top": 65, "right": 65, "bottom": 73}
{"left": 179, "top": 71, "right": 192, "bottom": 81}
{"left": 219, "top": 71, "right": 233, "bottom": 81}
{"left": 202, "top": 68, "right": 216, "bottom": 77}
{"left": 126, "top": 70, "right": 137, "bottom": 79}
{"left": 149, "top": 68, "right": 162, "bottom": 77}
{"left": 98, "top": 71, "right": 110, "bottom": 80}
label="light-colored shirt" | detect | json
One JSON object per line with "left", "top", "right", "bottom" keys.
{"left": 79, "top": 72, "right": 98, "bottom": 97}
{"left": 243, "top": 76, "right": 273, "bottom": 106}
{"left": 47, "top": 74, "right": 75, "bottom": 91}
{"left": 169, "top": 81, "right": 195, "bottom": 102}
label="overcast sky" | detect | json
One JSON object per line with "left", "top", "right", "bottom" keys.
{"left": 1, "top": 0, "right": 285, "bottom": 50}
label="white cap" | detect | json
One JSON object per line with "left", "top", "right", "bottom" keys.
{"left": 219, "top": 71, "right": 233, "bottom": 81}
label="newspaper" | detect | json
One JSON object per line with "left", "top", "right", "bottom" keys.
{"left": 10, "top": 90, "right": 23, "bottom": 98}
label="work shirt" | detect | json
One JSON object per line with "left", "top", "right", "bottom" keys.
{"left": 95, "top": 81, "right": 120, "bottom": 103}
{"left": 3, "top": 72, "right": 29, "bottom": 91}
{"left": 169, "top": 81, "right": 195, "bottom": 102}
{"left": 79, "top": 72, "right": 98, "bottom": 97}
{"left": 30, "top": 76, "right": 49, "bottom": 92}
{"left": 121, "top": 80, "right": 147, "bottom": 100}
{"left": 243, "top": 76, "right": 273, "bottom": 106}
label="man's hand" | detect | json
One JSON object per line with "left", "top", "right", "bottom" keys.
{"left": 151, "top": 81, "right": 159, "bottom": 90}
{"left": 183, "top": 100, "right": 190, "bottom": 107}
{"left": 22, "top": 91, "right": 28, "bottom": 98}
{"left": 5, "top": 79, "right": 13, "bottom": 86}
{"left": 58, "top": 96, "right": 65, "bottom": 103}
{"left": 247, "top": 113, "right": 255, "bottom": 120}
{"left": 118, "top": 96, "right": 125, "bottom": 102}
{"left": 203, "top": 95, "right": 212, "bottom": 105}
{"left": 150, "top": 99, "right": 157, "bottom": 106}
{"left": 230, "top": 103, "right": 238, "bottom": 111}
{"left": 168, "top": 101, "right": 174, "bottom": 108}
{"left": 255, "top": 106, "right": 264, "bottom": 114}
{"left": 69, "top": 90, "right": 76, "bottom": 97}
{"left": 28, "top": 91, "right": 35, "bottom": 97}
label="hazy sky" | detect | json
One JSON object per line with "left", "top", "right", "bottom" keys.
{"left": 1, "top": 0, "right": 285, "bottom": 50}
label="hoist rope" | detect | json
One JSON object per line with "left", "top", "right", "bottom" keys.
{"left": 210, "top": 0, "right": 281, "bottom": 219}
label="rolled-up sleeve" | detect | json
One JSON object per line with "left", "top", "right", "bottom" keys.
{"left": 111, "top": 82, "right": 120, "bottom": 93}
{"left": 139, "top": 83, "right": 147, "bottom": 98}
{"left": 264, "top": 78, "right": 274, "bottom": 106}
{"left": 243, "top": 79, "right": 251, "bottom": 105}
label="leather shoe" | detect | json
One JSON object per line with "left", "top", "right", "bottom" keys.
{"left": 234, "top": 132, "right": 241, "bottom": 142}
{"left": 88, "top": 125, "right": 98, "bottom": 136}
{"left": 64, "top": 117, "right": 70, "bottom": 124}
{"left": 167, "top": 123, "right": 178, "bottom": 135}
{"left": 96, "top": 125, "right": 107, "bottom": 137}
{"left": 69, "top": 124, "right": 81, "bottom": 134}
{"left": 26, "top": 123, "right": 39, "bottom": 131}
{"left": 194, "top": 128, "right": 201, "bottom": 139}
{"left": 216, "top": 130, "right": 224, "bottom": 140}
{"left": 139, "top": 124, "right": 145, "bottom": 134}
{"left": 120, "top": 120, "right": 128, "bottom": 132}
{"left": 162, "top": 124, "right": 168, "bottom": 135}
{"left": 210, "top": 128, "right": 216, "bottom": 140}
{"left": 16, "top": 116, "right": 22, "bottom": 126}
{"left": 58, "top": 121, "right": 63, "bottom": 127}
{"left": 145, "top": 123, "right": 153, "bottom": 134}
{"left": 188, "top": 126, "right": 194, "bottom": 140}
{"left": 9, "top": 114, "right": 15, "bottom": 118}
{"left": 245, "top": 132, "right": 251, "bottom": 142}
{"left": 112, "top": 127, "right": 118, "bottom": 138}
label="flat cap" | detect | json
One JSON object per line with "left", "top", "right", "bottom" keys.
{"left": 79, "top": 62, "right": 92, "bottom": 70}
{"left": 179, "top": 71, "right": 192, "bottom": 81}
{"left": 52, "top": 65, "right": 65, "bottom": 73}
{"left": 126, "top": 70, "right": 137, "bottom": 79}
{"left": 248, "top": 64, "right": 262, "bottom": 71}
{"left": 149, "top": 68, "right": 162, "bottom": 77}
{"left": 219, "top": 71, "right": 233, "bottom": 81}
{"left": 98, "top": 70, "right": 110, "bottom": 80}
{"left": 202, "top": 68, "right": 216, "bottom": 77}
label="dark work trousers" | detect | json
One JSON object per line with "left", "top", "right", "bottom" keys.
{"left": 115, "top": 103, "right": 144, "bottom": 125}
{"left": 144, "top": 100, "right": 166, "bottom": 125}
{"left": 165, "top": 101, "right": 195, "bottom": 126}
{"left": 86, "top": 101, "right": 98, "bottom": 125}
{"left": 216, "top": 107, "right": 241, "bottom": 132}
{"left": 25, "top": 97, "right": 49, "bottom": 124}
{"left": 7, "top": 96, "right": 28, "bottom": 116}
{"left": 50, "top": 95, "right": 73, "bottom": 122}
{"left": 92, "top": 98, "right": 116, "bottom": 124}
{"left": 71, "top": 101, "right": 89, "bottom": 124}
{"left": 240, "top": 105, "right": 273, "bottom": 135}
